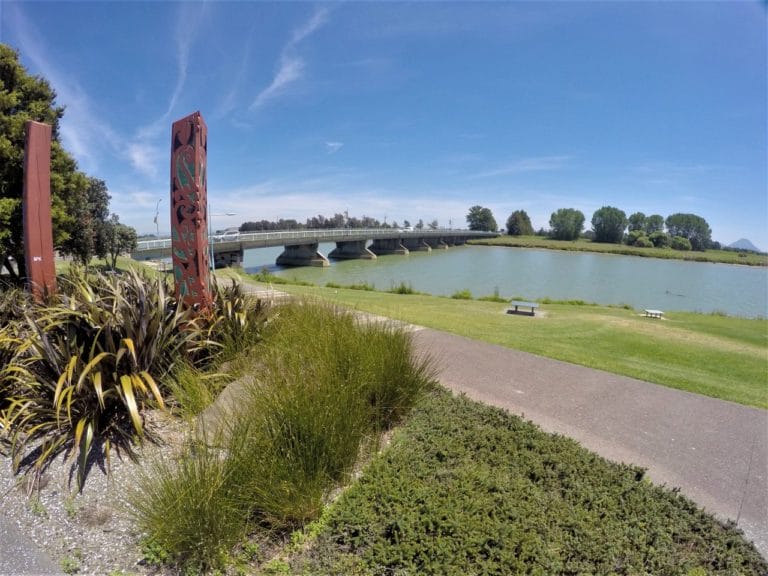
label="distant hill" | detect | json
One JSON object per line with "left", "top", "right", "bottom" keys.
{"left": 729, "top": 239, "right": 762, "bottom": 252}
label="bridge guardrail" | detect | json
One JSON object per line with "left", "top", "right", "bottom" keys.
{"left": 135, "top": 228, "right": 496, "bottom": 253}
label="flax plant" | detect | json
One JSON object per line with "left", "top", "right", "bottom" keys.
{"left": 2, "top": 268, "right": 212, "bottom": 489}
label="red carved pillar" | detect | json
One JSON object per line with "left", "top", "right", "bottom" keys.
{"left": 23, "top": 121, "right": 57, "bottom": 300}
{"left": 170, "top": 111, "right": 210, "bottom": 309}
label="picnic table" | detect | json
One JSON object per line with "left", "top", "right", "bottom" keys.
{"left": 507, "top": 300, "right": 539, "bottom": 316}
{"left": 644, "top": 309, "right": 664, "bottom": 319}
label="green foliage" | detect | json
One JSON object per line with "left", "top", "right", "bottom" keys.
{"left": 591, "top": 205, "right": 627, "bottom": 243}
{"left": 387, "top": 281, "right": 419, "bottom": 295}
{"left": 450, "top": 288, "right": 472, "bottom": 300}
{"left": 130, "top": 301, "right": 434, "bottom": 573}
{"left": 466, "top": 205, "right": 497, "bottom": 232}
{"left": 1, "top": 268, "right": 214, "bottom": 488}
{"left": 208, "top": 278, "right": 269, "bottom": 365}
{"left": 505, "top": 210, "right": 534, "bottom": 236}
{"left": 326, "top": 281, "right": 375, "bottom": 291}
{"left": 671, "top": 235, "right": 693, "bottom": 251}
{"left": 549, "top": 208, "right": 585, "bottom": 241}
{"left": 666, "top": 213, "right": 712, "bottom": 251}
{"left": 99, "top": 214, "right": 138, "bottom": 270}
{"left": 645, "top": 214, "right": 665, "bottom": 234}
{"left": 0, "top": 45, "right": 112, "bottom": 276}
{"left": 649, "top": 230, "right": 670, "bottom": 248}
{"left": 302, "top": 390, "right": 768, "bottom": 575}
{"left": 627, "top": 211, "right": 646, "bottom": 232}
{"left": 634, "top": 235, "right": 653, "bottom": 248}
{"left": 131, "top": 438, "right": 249, "bottom": 573}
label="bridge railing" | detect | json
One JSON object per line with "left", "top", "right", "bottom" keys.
{"left": 136, "top": 228, "right": 494, "bottom": 252}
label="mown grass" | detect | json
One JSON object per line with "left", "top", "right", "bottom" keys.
{"left": 472, "top": 235, "right": 768, "bottom": 266}
{"left": 294, "top": 389, "right": 767, "bottom": 575}
{"left": 274, "top": 284, "right": 768, "bottom": 409}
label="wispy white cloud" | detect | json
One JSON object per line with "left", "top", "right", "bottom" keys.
{"left": 250, "top": 7, "right": 329, "bottom": 111}
{"left": 7, "top": 4, "right": 119, "bottom": 173}
{"left": 325, "top": 141, "right": 344, "bottom": 154}
{"left": 469, "top": 155, "right": 572, "bottom": 179}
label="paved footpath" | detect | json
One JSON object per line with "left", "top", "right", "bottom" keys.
{"left": 412, "top": 327, "right": 768, "bottom": 559}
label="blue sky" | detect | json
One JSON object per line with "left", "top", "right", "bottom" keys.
{"left": 2, "top": 1, "right": 766, "bottom": 249}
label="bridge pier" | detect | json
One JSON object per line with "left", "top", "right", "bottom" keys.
{"left": 213, "top": 249, "right": 243, "bottom": 269}
{"left": 424, "top": 237, "right": 449, "bottom": 250}
{"left": 276, "top": 243, "right": 330, "bottom": 267}
{"left": 402, "top": 237, "right": 432, "bottom": 252}
{"left": 369, "top": 238, "right": 409, "bottom": 256}
{"left": 329, "top": 240, "right": 377, "bottom": 260}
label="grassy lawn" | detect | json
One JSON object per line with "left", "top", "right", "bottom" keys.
{"left": 270, "top": 282, "right": 768, "bottom": 409}
{"left": 291, "top": 389, "right": 767, "bottom": 575}
{"left": 472, "top": 235, "right": 768, "bottom": 267}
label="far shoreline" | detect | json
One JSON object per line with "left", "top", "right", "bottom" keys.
{"left": 469, "top": 235, "right": 768, "bottom": 267}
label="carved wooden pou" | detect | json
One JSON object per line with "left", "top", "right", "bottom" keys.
{"left": 170, "top": 111, "right": 210, "bottom": 309}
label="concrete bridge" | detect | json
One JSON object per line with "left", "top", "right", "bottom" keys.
{"left": 132, "top": 228, "right": 497, "bottom": 267}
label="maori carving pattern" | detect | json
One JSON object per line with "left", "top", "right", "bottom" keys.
{"left": 170, "top": 111, "right": 210, "bottom": 308}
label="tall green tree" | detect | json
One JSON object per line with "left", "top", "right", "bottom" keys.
{"left": 645, "top": 214, "right": 665, "bottom": 235}
{"left": 99, "top": 214, "right": 138, "bottom": 269}
{"left": 60, "top": 177, "right": 111, "bottom": 267}
{"left": 628, "top": 212, "right": 646, "bottom": 232}
{"left": 549, "top": 208, "right": 585, "bottom": 241}
{"left": 0, "top": 44, "right": 92, "bottom": 277}
{"left": 506, "top": 210, "right": 534, "bottom": 236}
{"left": 665, "top": 213, "right": 712, "bottom": 251}
{"left": 591, "top": 206, "right": 628, "bottom": 244}
{"left": 466, "top": 205, "right": 497, "bottom": 232}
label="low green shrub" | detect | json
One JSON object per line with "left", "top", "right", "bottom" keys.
{"left": 388, "top": 281, "right": 419, "bottom": 295}
{"left": 671, "top": 236, "right": 693, "bottom": 251}
{"left": 301, "top": 390, "right": 768, "bottom": 575}
{"left": 450, "top": 289, "right": 473, "bottom": 300}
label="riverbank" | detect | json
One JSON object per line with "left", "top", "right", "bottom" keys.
{"left": 470, "top": 235, "right": 768, "bottom": 266}
{"left": 250, "top": 276, "right": 767, "bottom": 409}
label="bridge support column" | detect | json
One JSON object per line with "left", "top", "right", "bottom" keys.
{"left": 369, "top": 238, "right": 409, "bottom": 256}
{"left": 402, "top": 238, "right": 432, "bottom": 252}
{"left": 329, "top": 240, "right": 377, "bottom": 260}
{"left": 213, "top": 249, "right": 243, "bottom": 269}
{"left": 424, "top": 238, "right": 449, "bottom": 250}
{"left": 276, "top": 243, "right": 330, "bottom": 267}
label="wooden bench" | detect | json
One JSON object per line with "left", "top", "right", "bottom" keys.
{"left": 507, "top": 301, "right": 539, "bottom": 316}
{"left": 644, "top": 309, "right": 664, "bottom": 319}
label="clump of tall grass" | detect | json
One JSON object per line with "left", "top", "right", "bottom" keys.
{"left": 388, "top": 281, "right": 420, "bottom": 295}
{"left": 129, "top": 300, "right": 436, "bottom": 573}
{"left": 451, "top": 288, "right": 473, "bottom": 300}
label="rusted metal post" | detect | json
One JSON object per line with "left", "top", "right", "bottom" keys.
{"left": 170, "top": 111, "right": 210, "bottom": 309}
{"left": 23, "top": 121, "right": 57, "bottom": 300}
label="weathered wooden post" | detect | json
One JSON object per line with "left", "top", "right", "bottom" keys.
{"left": 170, "top": 111, "right": 210, "bottom": 309}
{"left": 23, "top": 121, "right": 57, "bottom": 300}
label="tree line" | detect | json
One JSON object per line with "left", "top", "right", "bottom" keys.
{"left": 240, "top": 214, "right": 440, "bottom": 232}
{"left": 0, "top": 45, "right": 136, "bottom": 278}
{"left": 466, "top": 204, "right": 714, "bottom": 252}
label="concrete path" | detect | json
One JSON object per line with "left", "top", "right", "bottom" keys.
{"left": 0, "top": 514, "right": 61, "bottom": 575}
{"left": 412, "top": 327, "right": 768, "bottom": 558}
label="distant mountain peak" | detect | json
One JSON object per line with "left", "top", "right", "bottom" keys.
{"left": 729, "top": 239, "right": 761, "bottom": 252}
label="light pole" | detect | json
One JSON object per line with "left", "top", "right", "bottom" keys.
{"left": 208, "top": 202, "right": 237, "bottom": 272}
{"left": 154, "top": 198, "right": 162, "bottom": 238}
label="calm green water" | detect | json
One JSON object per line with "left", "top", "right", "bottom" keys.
{"left": 243, "top": 244, "right": 768, "bottom": 318}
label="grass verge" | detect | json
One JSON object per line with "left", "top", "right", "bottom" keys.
{"left": 274, "top": 284, "right": 768, "bottom": 409}
{"left": 294, "top": 389, "right": 767, "bottom": 575}
{"left": 471, "top": 235, "right": 768, "bottom": 266}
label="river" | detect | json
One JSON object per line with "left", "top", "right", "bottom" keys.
{"left": 242, "top": 244, "right": 768, "bottom": 318}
